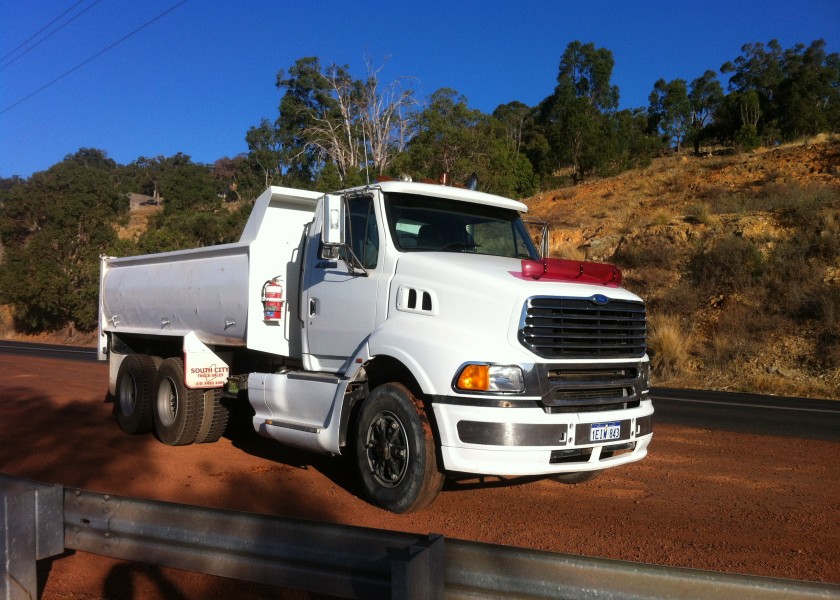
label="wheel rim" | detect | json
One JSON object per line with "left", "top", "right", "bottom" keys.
{"left": 156, "top": 376, "right": 179, "bottom": 427}
{"left": 365, "top": 410, "right": 409, "bottom": 487}
{"left": 118, "top": 374, "right": 137, "bottom": 415}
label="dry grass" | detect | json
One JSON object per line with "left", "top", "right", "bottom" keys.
{"left": 550, "top": 240, "right": 587, "bottom": 261}
{"left": 117, "top": 203, "right": 163, "bottom": 241}
{"left": 0, "top": 306, "right": 14, "bottom": 338}
{"left": 685, "top": 203, "right": 712, "bottom": 226}
{"left": 648, "top": 314, "right": 692, "bottom": 381}
{"left": 528, "top": 139, "right": 840, "bottom": 398}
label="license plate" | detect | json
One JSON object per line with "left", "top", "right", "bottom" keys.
{"left": 591, "top": 421, "right": 621, "bottom": 441}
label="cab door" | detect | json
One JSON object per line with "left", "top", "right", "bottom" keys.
{"left": 302, "top": 195, "right": 384, "bottom": 372}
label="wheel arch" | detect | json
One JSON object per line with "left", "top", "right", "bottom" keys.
{"left": 339, "top": 354, "right": 434, "bottom": 450}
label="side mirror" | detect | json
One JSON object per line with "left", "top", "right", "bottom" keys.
{"left": 321, "top": 194, "right": 345, "bottom": 246}
{"left": 540, "top": 222, "right": 550, "bottom": 259}
{"left": 523, "top": 218, "right": 550, "bottom": 259}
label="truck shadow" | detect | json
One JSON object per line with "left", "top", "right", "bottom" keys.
{"left": 0, "top": 387, "right": 158, "bottom": 490}
{"left": 222, "top": 401, "right": 365, "bottom": 506}
{"left": 221, "top": 401, "right": 551, "bottom": 506}
{"left": 443, "top": 474, "right": 547, "bottom": 491}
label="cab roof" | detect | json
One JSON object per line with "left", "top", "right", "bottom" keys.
{"left": 343, "top": 180, "right": 529, "bottom": 213}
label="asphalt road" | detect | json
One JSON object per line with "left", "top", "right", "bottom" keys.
{"left": 0, "top": 340, "right": 98, "bottom": 361}
{"left": 2, "top": 340, "right": 837, "bottom": 441}
{"left": 651, "top": 387, "right": 840, "bottom": 441}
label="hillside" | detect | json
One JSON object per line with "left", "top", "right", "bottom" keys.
{"left": 3, "top": 139, "right": 837, "bottom": 399}
{"left": 526, "top": 137, "right": 839, "bottom": 399}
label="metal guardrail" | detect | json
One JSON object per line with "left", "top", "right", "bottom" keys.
{"left": 2, "top": 474, "right": 839, "bottom": 600}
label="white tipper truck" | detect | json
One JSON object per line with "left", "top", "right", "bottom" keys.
{"left": 98, "top": 179, "right": 653, "bottom": 513}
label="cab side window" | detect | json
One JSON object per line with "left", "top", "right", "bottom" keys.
{"left": 343, "top": 196, "right": 379, "bottom": 269}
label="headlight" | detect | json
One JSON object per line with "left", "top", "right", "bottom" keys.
{"left": 455, "top": 364, "right": 525, "bottom": 393}
{"left": 640, "top": 361, "right": 651, "bottom": 392}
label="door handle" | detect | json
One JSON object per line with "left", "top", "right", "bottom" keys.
{"left": 309, "top": 298, "right": 317, "bottom": 316}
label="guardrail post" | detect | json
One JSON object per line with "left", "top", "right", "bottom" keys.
{"left": 0, "top": 476, "right": 64, "bottom": 600}
{"left": 390, "top": 533, "right": 444, "bottom": 600}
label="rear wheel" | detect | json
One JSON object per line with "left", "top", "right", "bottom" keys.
{"left": 114, "top": 354, "right": 157, "bottom": 434}
{"left": 354, "top": 383, "right": 444, "bottom": 513}
{"left": 152, "top": 357, "right": 204, "bottom": 446}
{"left": 195, "top": 387, "right": 229, "bottom": 444}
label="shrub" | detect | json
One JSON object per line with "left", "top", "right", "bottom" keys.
{"left": 816, "top": 328, "right": 840, "bottom": 369}
{"left": 734, "top": 125, "right": 762, "bottom": 152}
{"left": 648, "top": 314, "right": 691, "bottom": 380}
{"left": 613, "top": 239, "right": 675, "bottom": 270}
{"left": 685, "top": 234, "right": 764, "bottom": 289}
{"left": 685, "top": 203, "right": 712, "bottom": 225}
{"left": 651, "top": 279, "right": 705, "bottom": 315}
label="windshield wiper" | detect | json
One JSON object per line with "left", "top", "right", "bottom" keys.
{"left": 440, "top": 242, "right": 480, "bottom": 252}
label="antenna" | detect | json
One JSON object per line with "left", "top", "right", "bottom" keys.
{"left": 363, "top": 128, "right": 370, "bottom": 185}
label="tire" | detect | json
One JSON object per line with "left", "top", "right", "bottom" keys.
{"left": 194, "top": 387, "right": 229, "bottom": 444}
{"left": 152, "top": 357, "right": 204, "bottom": 446}
{"left": 354, "top": 383, "right": 444, "bottom": 513}
{"left": 551, "top": 470, "right": 602, "bottom": 484}
{"left": 114, "top": 354, "right": 157, "bottom": 434}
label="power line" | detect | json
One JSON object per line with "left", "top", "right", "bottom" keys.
{"left": 1, "top": 0, "right": 107, "bottom": 72}
{"left": 0, "top": 0, "right": 88, "bottom": 62}
{"left": 1, "top": 0, "right": 188, "bottom": 115}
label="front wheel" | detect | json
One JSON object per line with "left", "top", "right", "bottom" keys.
{"left": 354, "top": 383, "right": 444, "bottom": 513}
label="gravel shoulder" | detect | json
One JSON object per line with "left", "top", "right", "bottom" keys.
{"left": 1, "top": 354, "right": 838, "bottom": 599}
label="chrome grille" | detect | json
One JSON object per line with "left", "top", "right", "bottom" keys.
{"left": 519, "top": 297, "right": 646, "bottom": 359}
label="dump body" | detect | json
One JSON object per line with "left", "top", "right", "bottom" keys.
{"left": 99, "top": 186, "right": 321, "bottom": 359}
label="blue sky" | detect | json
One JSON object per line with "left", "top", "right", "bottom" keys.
{"left": 1, "top": 0, "right": 837, "bottom": 178}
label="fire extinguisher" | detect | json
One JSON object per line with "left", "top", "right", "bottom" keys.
{"left": 261, "top": 277, "right": 284, "bottom": 321}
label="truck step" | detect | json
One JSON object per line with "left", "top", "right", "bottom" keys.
{"left": 264, "top": 419, "right": 322, "bottom": 434}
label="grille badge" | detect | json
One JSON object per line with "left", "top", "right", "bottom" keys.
{"left": 591, "top": 294, "right": 610, "bottom": 305}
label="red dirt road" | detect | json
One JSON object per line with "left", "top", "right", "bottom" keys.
{"left": 1, "top": 354, "right": 838, "bottom": 599}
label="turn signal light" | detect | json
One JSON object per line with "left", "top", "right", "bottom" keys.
{"left": 457, "top": 364, "right": 489, "bottom": 391}
{"left": 456, "top": 364, "right": 525, "bottom": 393}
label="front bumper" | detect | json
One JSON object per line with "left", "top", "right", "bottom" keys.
{"left": 432, "top": 395, "right": 653, "bottom": 477}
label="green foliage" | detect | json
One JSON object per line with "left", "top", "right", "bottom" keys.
{"left": 556, "top": 41, "right": 619, "bottom": 112}
{"left": 5, "top": 41, "right": 840, "bottom": 337}
{"left": 245, "top": 118, "right": 286, "bottom": 188}
{"left": 0, "top": 149, "right": 124, "bottom": 331}
{"left": 392, "top": 89, "right": 537, "bottom": 197}
{"left": 536, "top": 41, "right": 651, "bottom": 183}
{"left": 212, "top": 155, "right": 263, "bottom": 204}
{"left": 734, "top": 124, "right": 762, "bottom": 151}
{"left": 138, "top": 202, "right": 252, "bottom": 254}
{"left": 719, "top": 39, "right": 840, "bottom": 145}
{"left": 271, "top": 56, "right": 419, "bottom": 187}
{"left": 599, "top": 109, "right": 656, "bottom": 174}
{"left": 775, "top": 40, "right": 840, "bottom": 138}
{"left": 649, "top": 78, "right": 691, "bottom": 151}
{"left": 688, "top": 71, "right": 724, "bottom": 154}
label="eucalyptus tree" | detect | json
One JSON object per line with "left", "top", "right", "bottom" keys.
{"left": 539, "top": 41, "right": 620, "bottom": 181}
{"left": 245, "top": 118, "right": 285, "bottom": 188}
{"left": 721, "top": 38, "right": 839, "bottom": 143}
{"left": 688, "top": 71, "right": 724, "bottom": 155}
{"left": 273, "top": 56, "right": 418, "bottom": 185}
{"left": 648, "top": 78, "right": 691, "bottom": 152}
{"left": 396, "top": 89, "right": 536, "bottom": 197}
{"left": 775, "top": 40, "right": 840, "bottom": 138}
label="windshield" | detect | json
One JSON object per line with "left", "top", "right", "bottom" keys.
{"left": 384, "top": 193, "right": 540, "bottom": 260}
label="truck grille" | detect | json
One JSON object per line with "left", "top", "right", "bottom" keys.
{"left": 519, "top": 297, "right": 646, "bottom": 359}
